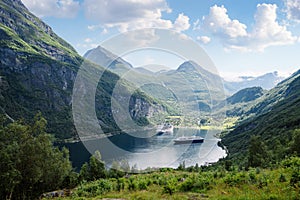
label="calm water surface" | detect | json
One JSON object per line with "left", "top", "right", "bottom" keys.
{"left": 63, "top": 128, "right": 226, "bottom": 171}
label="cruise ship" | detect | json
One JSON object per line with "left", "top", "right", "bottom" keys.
{"left": 174, "top": 136, "right": 204, "bottom": 144}
{"left": 156, "top": 123, "right": 174, "bottom": 135}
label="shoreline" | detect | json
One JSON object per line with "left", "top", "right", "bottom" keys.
{"left": 60, "top": 125, "right": 225, "bottom": 144}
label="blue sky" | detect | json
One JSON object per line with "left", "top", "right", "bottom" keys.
{"left": 21, "top": 0, "right": 300, "bottom": 80}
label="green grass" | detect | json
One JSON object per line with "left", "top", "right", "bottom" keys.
{"left": 47, "top": 157, "right": 300, "bottom": 200}
{"left": 0, "top": 24, "right": 40, "bottom": 54}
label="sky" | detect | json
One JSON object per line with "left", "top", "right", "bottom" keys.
{"left": 20, "top": 0, "right": 300, "bottom": 80}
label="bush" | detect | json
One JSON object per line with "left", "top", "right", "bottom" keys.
{"left": 257, "top": 174, "right": 269, "bottom": 188}
{"left": 75, "top": 179, "right": 112, "bottom": 197}
{"left": 138, "top": 179, "right": 148, "bottom": 190}
{"left": 223, "top": 172, "right": 248, "bottom": 187}
{"left": 163, "top": 182, "right": 176, "bottom": 195}
{"left": 290, "top": 170, "right": 300, "bottom": 188}
{"left": 279, "top": 174, "right": 286, "bottom": 183}
{"left": 193, "top": 176, "right": 211, "bottom": 191}
{"left": 128, "top": 177, "right": 138, "bottom": 191}
{"left": 179, "top": 177, "right": 195, "bottom": 191}
{"left": 248, "top": 170, "right": 257, "bottom": 184}
{"left": 116, "top": 178, "right": 126, "bottom": 191}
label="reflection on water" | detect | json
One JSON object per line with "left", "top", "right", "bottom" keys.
{"left": 62, "top": 128, "right": 226, "bottom": 171}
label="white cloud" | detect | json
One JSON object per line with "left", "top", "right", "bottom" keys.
{"left": 84, "top": 0, "right": 190, "bottom": 34}
{"left": 76, "top": 41, "right": 98, "bottom": 49}
{"left": 249, "top": 4, "right": 297, "bottom": 51}
{"left": 197, "top": 36, "right": 211, "bottom": 44}
{"left": 21, "top": 0, "right": 80, "bottom": 18}
{"left": 84, "top": 38, "right": 92, "bottom": 43}
{"left": 285, "top": 0, "right": 300, "bottom": 22}
{"left": 202, "top": 5, "right": 247, "bottom": 39}
{"left": 84, "top": 0, "right": 173, "bottom": 32}
{"left": 199, "top": 4, "right": 297, "bottom": 51}
{"left": 118, "top": 29, "right": 160, "bottom": 47}
{"left": 173, "top": 13, "right": 190, "bottom": 32}
{"left": 87, "top": 24, "right": 101, "bottom": 31}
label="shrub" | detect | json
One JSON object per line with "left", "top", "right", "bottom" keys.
{"left": 163, "top": 182, "right": 176, "bottom": 195}
{"left": 257, "top": 174, "right": 269, "bottom": 188}
{"left": 193, "top": 176, "right": 211, "bottom": 191}
{"left": 128, "top": 177, "right": 138, "bottom": 191}
{"left": 138, "top": 179, "right": 148, "bottom": 190}
{"left": 116, "top": 178, "right": 126, "bottom": 191}
{"left": 179, "top": 177, "right": 195, "bottom": 191}
{"left": 279, "top": 174, "right": 286, "bottom": 183}
{"left": 223, "top": 172, "right": 248, "bottom": 187}
{"left": 75, "top": 179, "right": 112, "bottom": 197}
{"left": 290, "top": 170, "right": 300, "bottom": 188}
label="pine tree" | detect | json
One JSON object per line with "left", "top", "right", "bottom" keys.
{"left": 247, "top": 135, "right": 269, "bottom": 168}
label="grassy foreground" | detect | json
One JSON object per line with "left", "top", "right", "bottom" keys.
{"left": 46, "top": 157, "right": 299, "bottom": 200}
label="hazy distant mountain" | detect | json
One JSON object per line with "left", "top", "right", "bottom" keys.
{"left": 221, "top": 70, "right": 299, "bottom": 118}
{"left": 134, "top": 67, "right": 155, "bottom": 75}
{"left": 85, "top": 46, "right": 226, "bottom": 116}
{"left": 223, "top": 72, "right": 284, "bottom": 94}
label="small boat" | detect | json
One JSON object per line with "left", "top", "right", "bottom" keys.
{"left": 156, "top": 123, "right": 174, "bottom": 135}
{"left": 174, "top": 136, "right": 204, "bottom": 144}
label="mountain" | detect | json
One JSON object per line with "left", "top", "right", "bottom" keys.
{"left": 84, "top": 46, "right": 225, "bottom": 104}
{"left": 84, "top": 46, "right": 226, "bottom": 123}
{"left": 226, "top": 87, "right": 264, "bottom": 105}
{"left": 160, "top": 61, "right": 226, "bottom": 111}
{"left": 219, "top": 69, "right": 300, "bottom": 119}
{"left": 221, "top": 87, "right": 265, "bottom": 117}
{"left": 0, "top": 0, "right": 166, "bottom": 139}
{"left": 223, "top": 71, "right": 284, "bottom": 95}
{"left": 221, "top": 70, "right": 300, "bottom": 163}
{"left": 84, "top": 45, "right": 133, "bottom": 74}
{"left": 135, "top": 67, "right": 155, "bottom": 75}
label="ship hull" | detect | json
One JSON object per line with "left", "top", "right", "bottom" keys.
{"left": 174, "top": 138, "right": 204, "bottom": 144}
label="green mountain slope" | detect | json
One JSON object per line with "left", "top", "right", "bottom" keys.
{"left": 226, "top": 87, "right": 264, "bottom": 105}
{"left": 84, "top": 46, "right": 226, "bottom": 127}
{"left": 222, "top": 71, "right": 300, "bottom": 163}
{"left": 0, "top": 0, "right": 166, "bottom": 139}
{"left": 219, "top": 87, "right": 266, "bottom": 117}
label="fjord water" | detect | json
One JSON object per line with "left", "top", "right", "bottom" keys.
{"left": 64, "top": 128, "right": 226, "bottom": 171}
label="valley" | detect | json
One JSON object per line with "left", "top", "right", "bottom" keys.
{"left": 0, "top": 0, "right": 299, "bottom": 199}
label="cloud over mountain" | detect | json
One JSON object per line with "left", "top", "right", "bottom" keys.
{"left": 200, "top": 4, "right": 297, "bottom": 51}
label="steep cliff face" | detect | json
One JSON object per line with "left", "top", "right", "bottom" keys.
{"left": 0, "top": 0, "right": 80, "bottom": 138}
{"left": 0, "top": 0, "right": 166, "bottom": 139}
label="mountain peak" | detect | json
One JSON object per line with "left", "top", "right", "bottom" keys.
{"left": 84, "top": 45, "right": 132, "bottom": 70}
{"left": 176, "top": 61, "right": 198, "bottom": 72}
{"left": 0, "top": 0, "right": 80, "bottom": 65}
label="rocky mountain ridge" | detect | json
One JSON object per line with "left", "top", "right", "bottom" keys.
{"left": 0, "top": 0, "right": 166, "bottom": 139}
